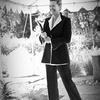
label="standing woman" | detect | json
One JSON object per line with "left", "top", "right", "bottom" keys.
{"left": 40, "top": 0, "right": 82, "bottom": 100}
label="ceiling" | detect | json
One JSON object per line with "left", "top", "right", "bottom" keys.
{"left": 0, "top": 0, "right": 99, "bottom": 13}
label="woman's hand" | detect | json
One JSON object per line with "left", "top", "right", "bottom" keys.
{"left": 41, "top": 32, "right": 47, "bottom": 38}
{"left": 40, "top": 32, "right": 51, "bottom": 43}
{"left": 45, "top": 36, "right": 51, "bottom": 43}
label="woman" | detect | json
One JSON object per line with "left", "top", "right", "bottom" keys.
{"left": 40, "top": 0, "right": 82, "bottom": 100}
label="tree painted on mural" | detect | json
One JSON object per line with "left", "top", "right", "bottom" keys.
{"left": 0, "top": 6, "right": 20, "bottom": 37}
{"left": 0, "top": 6, "right": 39, "bottom": 38}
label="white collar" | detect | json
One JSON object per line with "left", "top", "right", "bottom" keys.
{"left": 49, "top": 14, "right": 62, "bottom": 30}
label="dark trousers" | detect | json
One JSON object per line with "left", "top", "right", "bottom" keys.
{"left": 46, "top": 64, "right": 82, "bottom": 100}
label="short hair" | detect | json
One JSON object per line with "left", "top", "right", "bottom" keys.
{"left": 50, "top": 0, "right": 62, "bottom": 6}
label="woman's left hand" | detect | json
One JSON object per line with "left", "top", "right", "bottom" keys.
{"left": 45, "top": 37, "right": 51, "bottom": 43}
{"left": 41, "top": 32, "right": 47, "bottom": 38}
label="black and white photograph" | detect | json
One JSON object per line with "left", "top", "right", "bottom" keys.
{"left": 0, "top": 0, "right": 100, "bottom": 100}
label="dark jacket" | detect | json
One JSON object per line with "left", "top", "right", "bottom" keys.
{"left": 41, "top": 13, "right": 72, "bottom": 65}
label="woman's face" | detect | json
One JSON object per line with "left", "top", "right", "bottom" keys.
{"left": 49, "top": 1, "right": 61, "bottom": 16}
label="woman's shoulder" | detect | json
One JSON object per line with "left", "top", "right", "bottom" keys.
{"left": 44, "top": 17, "right": 51, "bottom": 22}
{"left": 61, "top": 13, "right": 71, "bottom": 21}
